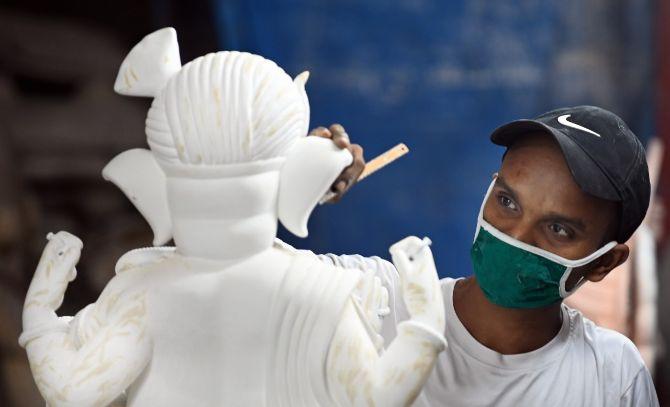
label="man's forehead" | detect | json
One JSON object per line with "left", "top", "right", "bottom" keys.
{"left": 497, "top": 132, "right": 619, "bottom": 211}
{"left": 501, "top": 135, "right": 575, "bottom": 186}
{"left": 495, "top": 146, "right": 617, "bottom": 235}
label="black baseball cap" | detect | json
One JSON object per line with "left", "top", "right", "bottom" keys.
{"left": 490, "top": 105, "right": 650, "bottom": 243}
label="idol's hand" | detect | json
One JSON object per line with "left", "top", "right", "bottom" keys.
{"left": 20, "top": 231, "right": 152, "bottom": 406}
{"left": 309, "top": 123, "right": 365, "bottom": 203}
{"left": 24, "top": 231, "right": 82, "bottom": 322}
{"left": 326, "top": 236, "right": 446, "bottom": 406}
{"left": 389, "top": 236, "right": 445, "bottom": 334}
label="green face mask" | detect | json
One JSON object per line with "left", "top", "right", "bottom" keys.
{"left": 470, "top": 180, "right": 617, "bottom": 309}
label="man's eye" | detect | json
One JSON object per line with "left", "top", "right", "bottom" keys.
{"left": 497, "top": 194, "right": 517, "bottom": 210}
{"left": 549, "top": 223, "right": 570, "bottom": 237}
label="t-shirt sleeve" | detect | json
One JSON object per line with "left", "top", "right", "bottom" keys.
{"left": 620, "top": 366, "right": 659, "bottom": 407}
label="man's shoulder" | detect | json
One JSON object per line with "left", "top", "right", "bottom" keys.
{"left": 567, "top": 306, "right": 640, "bottom": 353}
{"left": 565, "top": 305, "right": 647, "bottom": 376}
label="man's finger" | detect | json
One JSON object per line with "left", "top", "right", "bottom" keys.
{"left": 349, "top": 144, "right": 365, "bottom": 170}
{"left": 337, "top": 144, "right": 365, "bottom": 184}
{"left": 327, "top": 193, "right": 343, "bottom": 204}
{"left": 336, "top": 166, "right": 361, "bottom": 189}
{"left": 326, "top": 176, "right": 354, "bottom": 203}
{"left": 325, "top": 143, "right": 365, "bottom": 203}
{"left": 332, "top": 179, "right": 347, "bottom": 193}
{"left": 308, "top": 126, "right": 331, "bottom": 138}
{"left": 329, "top": 123, "right": 351, "bottom": 149}
{"left": 330, "top": 163, "right": 360, "bottom": 194}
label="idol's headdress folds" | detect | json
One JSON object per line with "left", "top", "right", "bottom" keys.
{"left": 104, "top": 27, "right": 352, "bottom": 252}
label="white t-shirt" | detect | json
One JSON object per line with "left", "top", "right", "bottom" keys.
{"left": 317, "top": 253, "right": 659, "bottom": 407}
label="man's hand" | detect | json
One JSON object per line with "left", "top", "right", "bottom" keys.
{"left": 308, "top": 124, "right": 365, "bottom": 203}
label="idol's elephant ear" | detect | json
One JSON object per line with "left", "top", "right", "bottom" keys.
{"left": 278, "top": 137, "right": 353, "bottom": 238}
{"left": 293, "top": 71, "right": 311, "bottom": 137}
{"left": 102, "top": 149, "right": 173, "bottom": 246}
{"left": 114, "top": 27, "right": 182, "bottom": 98}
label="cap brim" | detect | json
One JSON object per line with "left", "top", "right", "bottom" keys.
{"left": 490, "top": 120, "right": 621, "bottom": 201}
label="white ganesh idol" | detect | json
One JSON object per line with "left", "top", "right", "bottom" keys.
{"left": 19, "top": 28, "right": 447, "bottom": 406}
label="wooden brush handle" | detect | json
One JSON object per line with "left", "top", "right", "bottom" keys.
{"left": 319, "top": 143, "right": 410, "bottom": 204}
{"left": 359, "top": 143, "right": 409, "bottom": 181}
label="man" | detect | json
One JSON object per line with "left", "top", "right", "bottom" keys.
{"left": 314, "top": 105, "right": 659, "bottom": 406}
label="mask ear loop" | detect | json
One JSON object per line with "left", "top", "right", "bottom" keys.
{"left": 559, "top": 267, "right": 585, "bottom": 298}
{"left": 474, "top": 177, "right": 498, "bottom": 243}
{"left": 558, "top": 240, "right": 618, "bottom": 298}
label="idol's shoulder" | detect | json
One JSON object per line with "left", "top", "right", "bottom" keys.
{"left": 562, "top": 304, "right": 647, "bottom": 373}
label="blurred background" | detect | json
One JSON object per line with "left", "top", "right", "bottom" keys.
{"left": 0, "top": 0, "right": 668, "bottom": 404}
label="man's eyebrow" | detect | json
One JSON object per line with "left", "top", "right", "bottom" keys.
{"left": 494, "top": 176, "right": 519, "bottom": 202}
{"left": 541, "top": 212, "right": 587, "bottom": 232}
{"left": 495, "top": 177, "right": 587, "bottom": 232}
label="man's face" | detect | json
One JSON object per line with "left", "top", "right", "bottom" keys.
{"left": 483, "top": 132, "right": 618, "bottom": 261}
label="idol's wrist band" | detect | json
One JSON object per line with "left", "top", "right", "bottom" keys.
{"left": 398, "top": 320, "right": 448, "bottom": 351}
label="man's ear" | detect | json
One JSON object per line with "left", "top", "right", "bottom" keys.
{"left": 583, "top": 243, "right": 630, "bottom": 282}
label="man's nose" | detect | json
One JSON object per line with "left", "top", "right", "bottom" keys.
{"left": 506, "top": 222, "right": 537, "bottom": 247}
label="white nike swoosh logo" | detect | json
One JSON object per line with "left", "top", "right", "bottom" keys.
{"left": 557, "top": 114, "right": 601, "bottom": 137}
